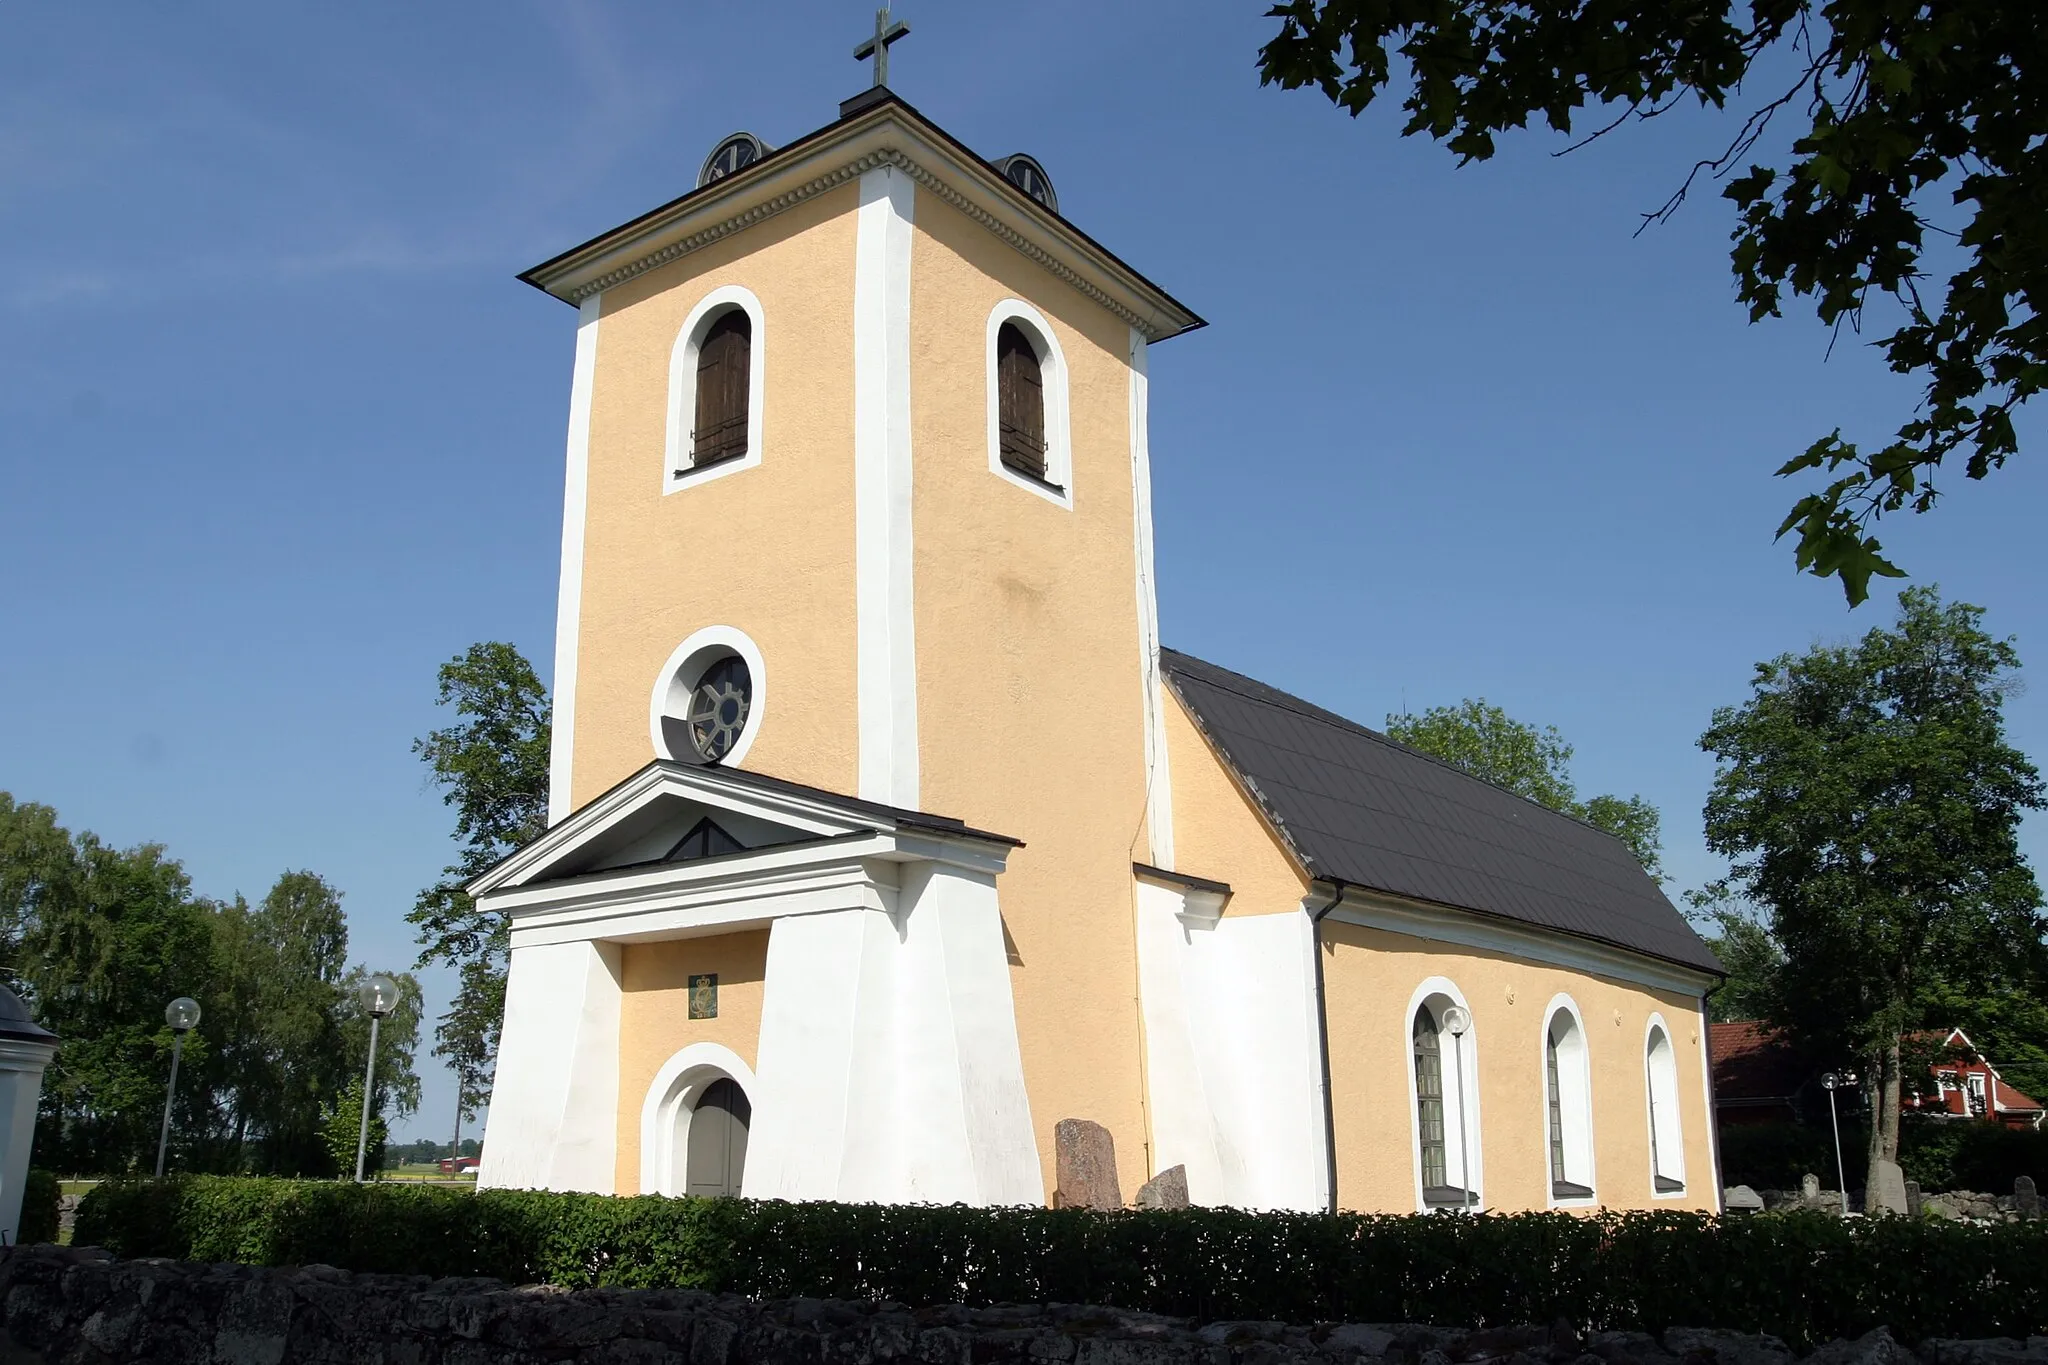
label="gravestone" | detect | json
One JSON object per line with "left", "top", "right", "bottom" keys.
{"left": 1723, "top": 1184, "right": 1764, "bottom": 1214}
{"left": 1904, "top": 1179, "right": 1923, "bottom": 1218}
{"left": 1868, "top": 1158, "right": 1909, "bottom": 1215}
{"left": 1136, "top": 1164, "right": 1189, "bottom": 1210}
{"left": 2016, "top": 1175, "right": 2040, "bottom": 1220}
{"left": 1801, "top": 1173, "right": 1821, "bottom": 1203}
{"left": 1053, "top": 1119, "right": 1121, "bottom": 1209}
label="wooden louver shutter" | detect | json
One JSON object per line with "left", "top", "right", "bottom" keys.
{"left": 692, "top": 311, "right": 751, "bottom": 467}
{"left": 996, "top": 322, "right": 1046, "bottom": 480}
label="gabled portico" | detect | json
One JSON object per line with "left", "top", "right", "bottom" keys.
{"left": 472, "top": 761, "right": 1042, "bottom": 1206}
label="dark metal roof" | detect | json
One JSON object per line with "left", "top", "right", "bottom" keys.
{"left": 1161, "top": 649, "right": 1721, "bottom": 976}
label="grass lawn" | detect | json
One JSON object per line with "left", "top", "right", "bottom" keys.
{"left": 381, "top": 1163, "right": 476, "bottom": 1184}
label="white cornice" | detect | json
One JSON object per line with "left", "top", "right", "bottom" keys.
{"left": 522, "top": 105, "right": 1203, "bottom": 343}
{"left": 1325, "top": 888, "right": 1718, "bottom": 998}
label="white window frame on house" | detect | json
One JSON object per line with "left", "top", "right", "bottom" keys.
{"left": 665, "top": 284, "right": 766, "bottom": 494}
{"left": 1541, "top": 995, "right": 1597, "bottom": 1207}
{"left": 649, "top": 625, "right": 768, "bottom": 767}
{"left": 984, "top": 298, "right": 1073, "bottom": 508}
{"left": 1405, "top": 976, "right": 1483, "bottom": 1213}
{"left": 1644, "top": 1014, "right": 1686, "bottom": 1197}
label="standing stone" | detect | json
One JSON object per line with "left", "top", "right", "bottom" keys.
{"left": 1801, "top": 1173, "right": 1822, "bottom": 1204}
{"left": 1905, "top": 1179, "right": 1923, "bottom": 1218}
{"left": 1135, "top": 1165, "right": 1189, "bottom": 1210}
{"left": 2016, "top": 1175, "right": 2040, "bottom": 1220}
{"left": 1053, "top": 1119, "right": 1121, "bottom": 1209}
{"left": 1868, "top": 1158, "right": 1909, "bottom": 1215}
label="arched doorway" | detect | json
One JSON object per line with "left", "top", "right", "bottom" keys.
{"left": 684, "top": 1076, "right": 751, "bottom": 1198}
{"left": 639, "top": 1042, "right": 760, "bottom": 1199}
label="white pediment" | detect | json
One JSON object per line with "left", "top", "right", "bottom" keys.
{"left": 469, "top": 761, "right": 1017, "bottom": 899}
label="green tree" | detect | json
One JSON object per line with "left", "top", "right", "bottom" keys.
{"left": 1686, "top": 892, "right": 1787, "bottom": 1024}
{"left": 407, "top": 642, "right": 550, "bottom": 1135}
{"left": 319, "top": 1076, "right": 387, "bottom": 1178}
{"left": 1386, "top": 699, "right": 1665, "bottom": 878}
{"left": 1699, "top": 586, "right": 2046, "bottom": 1196}
{"left": 1258, "top": 1, "right": 2045, "bottom": 604}
{"left": 203, "top": 872, "right": 353, "bottom": 1173}
{"left": 5, "top": 806, "right": 217, "bottom": 1173}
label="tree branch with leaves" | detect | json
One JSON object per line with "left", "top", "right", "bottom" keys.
{"left": 407, "top": 642, "right": 551, "bottom": 1139}
{"left": 1258, "top": 0, "right": 2046, "bottom": 603}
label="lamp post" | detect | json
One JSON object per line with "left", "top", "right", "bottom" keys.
{"left": 1441, "top": 1004, "right": 1475, "bottom": 1209}
{"left": 1821, "top": 1071, "right": 1855, "bottom": 1216}
{"left": 155, "top": 997, "right": 201, "bottom": 1179}
{"left": 354, "top": 975, "right": 400, "bottom": 1183}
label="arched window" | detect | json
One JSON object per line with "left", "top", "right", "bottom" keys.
{"left": 684, "top": 1075, "right": 751, "bottom": 1198}
{"left": 1544, "top": 1001, "right": 1595, "bottom": 1202}
{"left": 666, "top": 285, "right": 765, "bottom": 492}
{"left": 692, "top": 310, "right": 751, "bottom": 468}
{"left": 985, "top": 301, "right": 1072, "bottom": 504}
{"left": 996, "top": 322, "right": 1045, "bottom": 480}
{"left": 1645, "top": 1020, "right": 1685, "bottom": 1195}
{"left": 1411, "top": 994, "right": 1479, "bottom": 1210}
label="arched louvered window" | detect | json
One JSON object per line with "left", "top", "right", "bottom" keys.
{"left": 693, "top": 310, "right": 751, "bottom": 467}
{"left": 996, "top": 321, "right": 1046, "bottom": 480}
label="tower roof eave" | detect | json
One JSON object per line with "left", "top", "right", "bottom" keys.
{"left": 517, "top": 89, "right": 1205, "bottom": 344}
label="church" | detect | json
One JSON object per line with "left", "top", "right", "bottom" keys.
{"left": 475, "top": 39, "right": 1725, "bottom": 1214}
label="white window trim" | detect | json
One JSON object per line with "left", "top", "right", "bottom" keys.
{"left": 1644, "top": 1013, "right": 1687, "bottom": 1198}
{"left": 639, "top": 1041, "right": 760, "bottom": 1197}
{"left": 1541, "top": 995, "right": 1597, "bottom": 1209}
{"left": 649, "top": 625, "right": 768, "bottom": 767}
{"left": 665, "top": 284, "right": 766, "bottom": 494}
{"left": 985, "top": 298, "right": 1073, "bottom": 508}
{"left": 1404, "top": 976, "right": 1483, "bottom": 1214}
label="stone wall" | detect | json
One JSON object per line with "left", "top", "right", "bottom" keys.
{"left": 6, "top": 1246, "right": 2048, "bottom": 1365}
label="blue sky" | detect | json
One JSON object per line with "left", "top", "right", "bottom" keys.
{"left": 4, "top": 3, "right": 2042, "bottom": 1143}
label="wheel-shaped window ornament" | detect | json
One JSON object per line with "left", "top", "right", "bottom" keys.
{"left": 686, "top": 655, "right": 752, "bottom": 762}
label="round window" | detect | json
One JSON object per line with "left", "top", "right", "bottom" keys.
{"left": 684, "top": 655, "right": 752, "bottom": 763}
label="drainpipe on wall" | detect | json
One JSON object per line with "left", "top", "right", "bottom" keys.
{"left": 1308, "top": 880, "right": 1344, "bottom": 1213}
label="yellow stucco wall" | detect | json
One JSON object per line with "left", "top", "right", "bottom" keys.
{"left": 905, "top": 192, "right": 1158, "bottom": 1201}
{"left": 613, "top": 930, "right": 771, "bottom": 1196}
{"left": 1320, "top": 918, "right": 1718, "bottom": 1213}
{"left": 1163, "top": 690, "right": 1310, "bottom": 915}
{"left": 571, "top": 184, "right": 862, "bottom": 808}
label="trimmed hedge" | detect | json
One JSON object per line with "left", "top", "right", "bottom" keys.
{"left": 74, "top": 1177, "right": 2048, "bottom": 1346}
{"left": 15, "top": 1169, "right": 60, "bottom": 1245}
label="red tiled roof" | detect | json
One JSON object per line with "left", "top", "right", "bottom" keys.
{"left": 1709, "top": 1020, "right": 1811, "bottom": 1102}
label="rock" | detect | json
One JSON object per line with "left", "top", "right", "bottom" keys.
{"left": 1925, "top": 1197, "right": 1961, "bottom": 1221}
{"left": 1723, "top": 1186, "right": 1764, "bottom": 1214}
{"left": 1918, "top": 1338, "right": 2048, "bottom": 1365}
{"left": 1054, "top": 1119, "right": 1122, "bottom": 1210}
{"left": 1663, "top": 1327, "right": 1795, "bottom": 1365}
{"left": 1869, "top": 1160, "right": 1910, "bottom": 1215}
{"left": 1135, "top": 1166, "right": 1190, "bottom": 1211}
{"left": 1807, "top": 1328, "right": 1918, "bottom": 1365}
{"left": 1323, "top": 1324, "right": 1397, "bottom": 1358}
{"left": 1587, "top": 1331, "right": 1677, "bottom": 1365}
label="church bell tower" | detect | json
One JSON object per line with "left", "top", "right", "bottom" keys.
{"left": 486, "top": 35, "right": 1205, "bottom": 1203}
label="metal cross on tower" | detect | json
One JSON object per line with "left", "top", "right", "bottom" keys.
{"left": 853, "top": 6, "right": 909, "bottom": 89}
